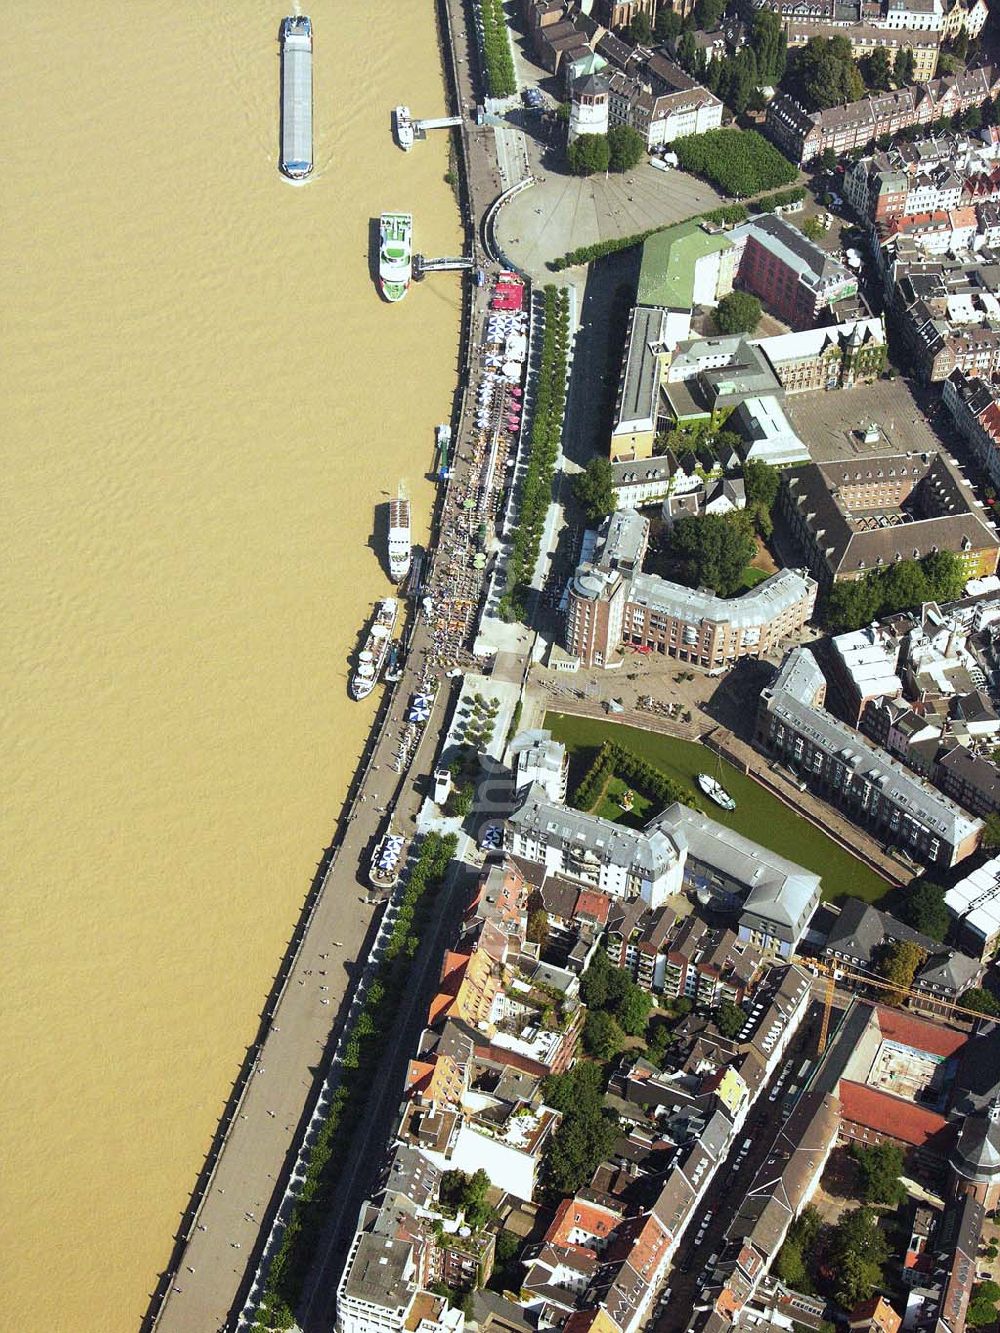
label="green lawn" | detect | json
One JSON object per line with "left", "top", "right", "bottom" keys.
{"left": 592, "top": 775, "right": 654, "bottom": 829}
{"left": 545, "top": 712, "right": 893, "bottom": 905}
{"left": 738, "top": 565, "right": 770, "bottom": 591}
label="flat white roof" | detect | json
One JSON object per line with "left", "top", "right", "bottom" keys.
{"left": 946, "top": 856, "right": 1000, "bottom": 939}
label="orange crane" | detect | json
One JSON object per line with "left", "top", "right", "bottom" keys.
{"left": 810, "top": 956, "right": 991, "bottom": 1056}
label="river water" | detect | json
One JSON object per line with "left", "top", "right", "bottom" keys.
{"left": 1, "top": 5, "right": 461, "bottom": 1327}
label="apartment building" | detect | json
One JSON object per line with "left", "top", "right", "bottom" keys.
{"left": 943, "top": 369, "right": 1000, "bottom": 493}
{"left": 766, "top": 65, "right": 1000, "bottom": 163}
{"left": 785, "top": 20, "right": 941, "bottom": 80}
{"left": 507, "top": 783, "right": 822, "bottom": 956}
{"left": 565, "top": 509, "right": 816, "bottom": 670}
{"left": 756, "top": 647, "right": 983, "bottom": 866}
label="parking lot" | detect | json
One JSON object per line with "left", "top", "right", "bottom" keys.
{"left": 784, "top": 377, "right": 947, "bottom": 463}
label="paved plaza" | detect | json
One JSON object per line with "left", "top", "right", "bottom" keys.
{"left": 496, "top": 161, "right": 725, "bottom": 279}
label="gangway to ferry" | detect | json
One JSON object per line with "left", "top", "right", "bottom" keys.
{"left": 412, "top": 254, "right": 475, "bottom": 278}
{"left": 413, "top": 115, "right": 463, "bottom": 138}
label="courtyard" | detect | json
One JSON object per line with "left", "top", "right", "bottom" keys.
{"left": 784, "top": 377, "right": 947, "bottom": 464}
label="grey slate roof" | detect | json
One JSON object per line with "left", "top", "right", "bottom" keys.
{"left": 762, "top": 649, "right": 982, "bottom": 847}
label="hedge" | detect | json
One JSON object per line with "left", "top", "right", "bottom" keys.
{"left": 252, "top": 832, "right": 458, "bottom": 1329}
{"left": 498, "top": 286, "right": 570, "bottom": 623}
{"left": 547, "top": 205, "right": 747, "bottom": 272}
{"left": 571, "top": 740, "right": 696, "bottom": 813}
{"left": 751, "top": 186, "right": 807, "bottom": 214}
{"left": 476, "top": 0, "right": 516, "bottom": 99}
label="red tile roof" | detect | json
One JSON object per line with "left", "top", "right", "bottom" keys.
{"left": 839, "top": 1080, "right": 954, "bottom": 1149}
{"left": 574, "top": 888, "right": 612, "bottom": 926}
{"left": 874, "top": 1005, "right": 967, "bottom": 1059}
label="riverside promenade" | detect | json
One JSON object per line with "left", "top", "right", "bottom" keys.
{"left": 149, "top": 2, "right": 536, "bottom": 1329}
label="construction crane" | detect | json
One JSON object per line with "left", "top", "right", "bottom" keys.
{"left": 816, "top": 967, "right": 837, "bottom": 1056}
{"left": 810, "top": 956, "right": 992, "bottom": 1056}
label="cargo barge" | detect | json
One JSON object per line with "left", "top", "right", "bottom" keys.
{"left": 280, "top": 16, "right": 313, "bottom": 180}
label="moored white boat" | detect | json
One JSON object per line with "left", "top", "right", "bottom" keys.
{"left": 379, "top": 212, "right": 412, "bottom": 303}
{"left": 388, "top": 487, "right": 411, "bottom": 583}
{"left": 351, "top": 599, "right": 398, "bottom": 700}
{"left": 697, "top": 772, "right": 736, "bottom": 811}
{"left": 394, "top": 105, "right": 414, "bottom": 151}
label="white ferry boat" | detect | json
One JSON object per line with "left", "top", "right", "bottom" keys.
{"left": 388, "top": 487, "right": 412, "bottom": 583}
{"left": 371, "top": 830, "right": 407, "bottom": 888}
{"left": 435, "top": 423, "right": 452, "bottom": 480}
{"left": 697, "top": 772, "right": 736, "bottom": 811}
{"left": 394, "top": 106, "right": 414, "bottom": 151}
{"left": 279, "top": 16, "right": 313, "bottom": 180}
{"left": 379, "top": 212, "right": 413, "bottom": 303}
{"left": 351, "top": 599, "right": 398, "bottom": 700}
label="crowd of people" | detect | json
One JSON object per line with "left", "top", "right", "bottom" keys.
{"left": 422, "top": 273, "right": 529, "bottom": 670}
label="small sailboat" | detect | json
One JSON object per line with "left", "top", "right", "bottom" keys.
{"left": 697, "top": 772, "right": 736, "bottom": 811}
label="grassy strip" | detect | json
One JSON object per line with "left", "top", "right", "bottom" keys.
{"left": 253, "top": 831, "right": 458, "bottom": 1331}
{"left": 476, "top": 0, "right": 516, "bottom": 98}
{"left": 498, "top": 286, "right": 570, "bottom": 623}
{"left": 572, "top": 740, "right": 696, "bottom": 813}
{"left": 547, "top": 204, "right": 747, "bottom": 272}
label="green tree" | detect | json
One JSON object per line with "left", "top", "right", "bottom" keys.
{"left": 894, "top": 47, "right": 916, "bottom": 85}
{"left": 617, "top": 984, "right": 653, "bottom": 1037}
{"left": 527, "top": 908, "right": 549, "bottom": 947}
{"left": 922, "top": 549, "right": 966, "bottom": 601}
{"left": 968, "top": 1281, "right": 1000, "bottom": 1327}
{"left": 716, "top": 998, "right": 746, "bottom": 1038}
{"left": 898, "top": 881, "right": 949, "bottom": 941}
{"left": 583, "top": 1009, "right": 626, "bottom": 1058}
{"left": 792, "top": 36, "right": 865, "bottom": 110}
{"left": 953, "top": 29, "right": 970, "bottom": 62}
{"left": 677, "top": 30, "right": 698, "bottom": 72}
{"left": 672, "top": 127, "right": 796, "bottom": 196}
{"left": 824, "top": 577, "right": 882, "bottom": 631}
{"left": 671, "top": 511, "right": 757, "bottom": 596}
{"left": 817, "top": 147, "right": 838, "bottom": 172}
{"left": 851, "top": 1142, "right": 906, "bottom": 1206}
{"left": 984, "top": 812, "right": 1000, "bottom": 850}
{"left": 801, "top": 215, "right": 826, "bottom": 242}
{"left": 774, "top": 1239, "right": 811, "bottom": 1291}
{"left": 541, "top": 1063, "right": 619, "bottom": 1196}
{"left": 568, "top": 133, "right": 611, "bottom": 176}
{"left": 962, "top": 987, "right": 1000, "bottom": 1016}
{"left": 695, "top": 0, "right": 726, "bottom": 28}
{"left": 861, "top": 47, "right": 893, "bottom": 90}
{"left": 878, "top": 939, "right": 927, "bottom": 1004}
{"left": 828, "top": 1207, "right": 889, "bottom": 1306}
{"left": 746, "top": 461, "right": 784, "bottom": 538}
{"left": 629, "top": 12, "right": 653, "bottom": 43}
{"left": 752, "top": 10, "right": 787, "bottom": 83}
{"left": 608, "top": 124, "right": 646, "bottom": 172}
{"left": 581, "top": 950, "right": 612, "bottom": 1009}
{"left": 656, "top": 9, "right": 684, "bottom": 40}
{"left": 714, "top": 290, "right": 762, "bottom": 334}
{"left": 574, "top": 456, "right": 618, "bottom": 524}
{"left": 646, "top": 1018, "right": 679, "bottom": 1064}
{"left": 881, "top": 559, "right": 930, "bottom": 611}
